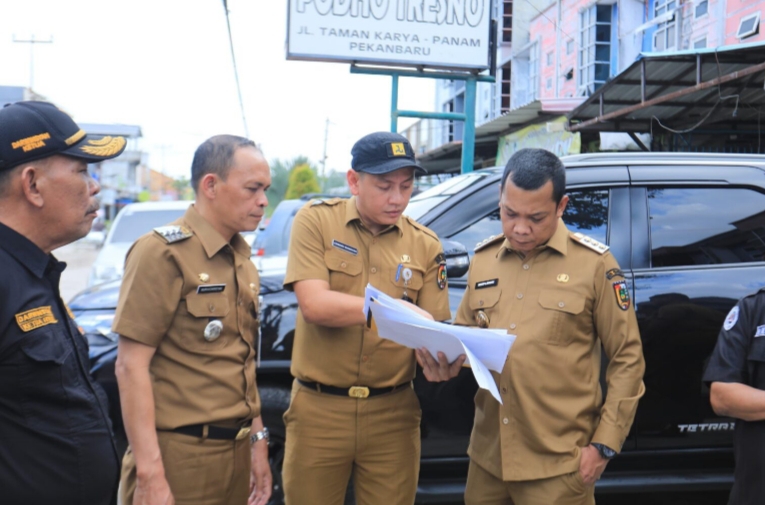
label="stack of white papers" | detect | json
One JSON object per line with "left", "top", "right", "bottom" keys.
{"left": 364, "top": 284, "right": 516, "bottom": 403}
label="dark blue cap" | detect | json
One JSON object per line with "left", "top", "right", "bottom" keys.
{"left": 0, "top": 101, "right": 127, "bottom": 170}
{"left": 351, "top": 132, "right": 426, "bottom": 175}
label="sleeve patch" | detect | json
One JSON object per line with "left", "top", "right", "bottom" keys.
{"left": 605, "top": 268, "right": 623, "bottom": 280}
{"left": 723, "top": 306, "right": 740, "bottom": 331}
{"left": 613, "top": 280, "right": 630, "bottom": 310}
{"left": 437, "top": 264, "right": 447, "bottom": 290}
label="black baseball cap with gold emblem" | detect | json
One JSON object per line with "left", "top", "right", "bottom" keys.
{"left": 351, "top": 131, "right": 426, "bottom": 175}
{"left": 0, "top": 101, "right": 127, "bottom": 171}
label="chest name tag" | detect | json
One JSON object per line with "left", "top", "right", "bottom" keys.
{"left": 332, "top": 240, "right": 358, "bottom": 256}
{"left": 197, "top": 284, "right": 226, "bottom": 294}
{"left": 15, "top": 306, "right": 58, "bottom": 332}
{"left": 475, "top": 279, "right": 499, "bottom": 289}
{"left": 755, "top": 325, "right": 765, "bottom": 338}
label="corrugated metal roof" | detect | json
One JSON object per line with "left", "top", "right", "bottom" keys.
{"left": 568, "top": 41, "right": 765, "bottom": 133}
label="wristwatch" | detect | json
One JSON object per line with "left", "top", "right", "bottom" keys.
{"left": 250, "top": 427, "right": 270, "bottom": 445}
{"left": 591, "top": 443, "right": 617, "bottom": 459}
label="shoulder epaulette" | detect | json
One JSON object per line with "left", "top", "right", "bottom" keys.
{"left": 403, "top": 215, "right": 439, "bottom": 241}
{"left": 570, "top": 232, "right": 609, "bottom": 254}
{"left": 153, "top": 225, "right": 193, "bottom": 244}
{"left": 474, "top": 234, "right": 505, "bottom": 252}
{"left": 308, "top": 197, "right": 344, "bottom": 208}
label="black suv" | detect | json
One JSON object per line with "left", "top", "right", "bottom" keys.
{"left": 72, "top": 152, "right": 765, "bottom": 503}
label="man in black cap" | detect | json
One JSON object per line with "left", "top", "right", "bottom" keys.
{"left": 281, "top": 131, "right": 463, "bottom": 505}
{"left": 0, "top": 101, "right": 126, "bottom": 504}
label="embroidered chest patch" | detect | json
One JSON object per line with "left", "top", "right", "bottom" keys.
{"left": 15, "top": 306, "right": 59, "bottom": 332}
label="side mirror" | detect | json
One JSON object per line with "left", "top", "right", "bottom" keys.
{"left": 441, "top": 239, "right": 470, "bottom": 279}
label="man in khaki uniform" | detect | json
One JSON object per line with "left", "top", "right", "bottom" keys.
{"left": 453, "top": 148, "right": 644, "bottom": 505}
{"left": 114, "top": 135, "right": 272, "bottom": 505}
{"left": 282, "top": 132, "right": 460, "bottom": 505}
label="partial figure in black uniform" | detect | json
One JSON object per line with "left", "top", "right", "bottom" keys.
{"left": 0, "top": 101, "right": 127, "bottom": 504}
{"left": 704, "top": 287, "right": 765, "bottom": 505}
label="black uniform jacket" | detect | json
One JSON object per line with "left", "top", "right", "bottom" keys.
{"left": 0, "top": 222, "right": 119, "bottom": 505}
{"left": 704, "top": 288, "right": 765, "bottom": 505}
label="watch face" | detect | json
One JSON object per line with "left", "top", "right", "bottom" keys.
{"left": 593, "top": 443, "right": 616, "bottom": 459}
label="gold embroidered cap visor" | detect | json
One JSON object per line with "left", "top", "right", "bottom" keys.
{"left": 0, "top": 101, "right": 127, "bottom": 170}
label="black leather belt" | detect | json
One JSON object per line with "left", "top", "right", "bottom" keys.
{"left": 298, "top": 379, "right": 411, "bottom": 398}
{"left": 171, "top": 423, "right": 251, "bottom": 440}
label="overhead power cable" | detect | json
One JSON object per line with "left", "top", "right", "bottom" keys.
{"left": 222, "top": 0, "right": 250, "bottom": 138}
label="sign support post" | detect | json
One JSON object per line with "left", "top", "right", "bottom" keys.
{"left": 351, "top": 66, "right": 494, "bottom": 174}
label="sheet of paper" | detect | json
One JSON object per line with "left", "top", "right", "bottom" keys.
{"left": 365, "top": 284, "right": 515, "bottom": 404}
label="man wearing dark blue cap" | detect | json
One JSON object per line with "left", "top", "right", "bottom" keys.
{"left": 281, "top": 132, "right": 464, "bottom": 505}
{"left": 0, "top": 101, "right": 127, "bottom": 504}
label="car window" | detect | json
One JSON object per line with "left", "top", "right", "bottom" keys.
{"left": 254, "top": 202, "right": 300, "bottom": 255}
{"left": 444, "top": 189, "right": 609, "bottom": 254}
{"left": 109, "top": 209, "right": 188, "bottom": 243}
{"left": 406, "top": 171, "right": 495, "bottom": 220}
{"left": 648, "top": 187, "right": 765, "bottom": 267}
{"left": 564, "top": 189, "right": 609, "bottom": 243}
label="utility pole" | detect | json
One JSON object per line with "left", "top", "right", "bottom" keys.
{"left": 320, "top": 117, "right": 330, "bottom": 180}
{"left": 13, "top": 35, "right": 53, "bottom": 90}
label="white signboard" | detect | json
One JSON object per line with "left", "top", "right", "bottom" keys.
{"left": 287, "top": 0, "right": 493, "bottom": 70}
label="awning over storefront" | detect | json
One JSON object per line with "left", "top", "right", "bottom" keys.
{"left": 568, "top": 41, "right": 765, "bottom": 134}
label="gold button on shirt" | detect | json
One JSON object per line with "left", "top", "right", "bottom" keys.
{"left": 455, "top": 221, "right": 645, "bottom": 482}
{"left": 112, "top": 205, "right": 261, "bottom": 430}
{"left": 284, "top": 197, "right": 451, "bottom": 388}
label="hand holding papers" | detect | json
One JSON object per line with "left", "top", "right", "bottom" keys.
{"left": 364, "top": 284, "right": 516, "bottom": 404}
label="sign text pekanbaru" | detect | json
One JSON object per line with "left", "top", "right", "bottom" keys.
{"left": 287, "top": 0, "right": 493, "bottom": 70}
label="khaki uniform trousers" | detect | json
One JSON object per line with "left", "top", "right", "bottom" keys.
{"left": 120, "top": 430, "right": 251, "bottom": 505}
{"left": 465, "top": 460, "right": 595, "bottom": 505}
{"left": 282, "top": 379, "right": 421, "bottom": 505}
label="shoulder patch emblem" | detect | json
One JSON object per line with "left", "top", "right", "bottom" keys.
{"left": 474, "top": 234, "right": 505, "bottom": 252}
{"left": 153, "top": 226, "right": 193, "bottom": 244}
{"left": 572, "top": 232, "right": 609, "bottom": 254}
{"left": 612, "top": 280, "right": 630, "bottom": 311}
{"left": 437, "top": 264, "right": 447, "bottom": 290}
{"left": 755, "top": 325, "right": 765, "bottom": 338}
{"left": 16, "top": 306, "right": 58, "bottom": 332}
{"left": 723, "top": 306, "right": 740, "bottom": 331}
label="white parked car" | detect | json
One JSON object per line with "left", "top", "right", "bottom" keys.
{"left": 87, "top": 201, "right": 192, "bottom": 287}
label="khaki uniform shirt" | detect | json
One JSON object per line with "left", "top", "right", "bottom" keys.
{"left": 284, "top": 197, "right": 451, "bottom": 388}
{"left": 455, "top": 220, "right": 645, "bottom": 481}
{"left": 113, "top": 205, "right": 261, "bottom": 430}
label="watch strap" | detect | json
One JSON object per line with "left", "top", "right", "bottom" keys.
{"left": 250, "top": 427, "right": 270, "bottom": 445}
{"left": 591, "top": 442, "right": 616, "bottom": 459}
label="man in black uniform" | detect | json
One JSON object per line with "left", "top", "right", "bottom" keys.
{"left": 0, "top": 101, "right": 127, "bottom": 504}
{"left": 704, "top": 288, "right": 765, "bottom": 505}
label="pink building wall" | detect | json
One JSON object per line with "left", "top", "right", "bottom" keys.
{"left": 531, "top": 0, "right": 609, "bottom": 100}
{"left": 724, "top": 0, "right": 764, "bottom": 44}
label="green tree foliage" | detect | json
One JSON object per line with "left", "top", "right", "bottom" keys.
{"left": 285, "top": 163, "right": 321, "bottom": 200}
{"left": 171, "top": 176, "right": 194, "bottom": 200}
{"left": 267, "top": 156, "right": 316, "bottom": 216}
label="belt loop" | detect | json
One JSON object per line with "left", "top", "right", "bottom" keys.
{"left": 316, "top": 383, "right": 321, "bottom": 393}
{"left": 202, "top": 424, "right": 209, "bottom": 441}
